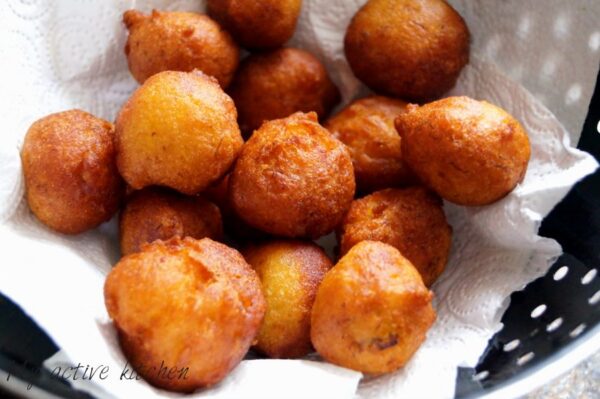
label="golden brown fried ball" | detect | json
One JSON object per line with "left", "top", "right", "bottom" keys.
{"left": 338, "top": 187, "right": 451, "bottom": 286}
{"left": 207, "top": 0, "right": 302, "bottom": 49}
{"left": 115, "top": 70, "right": 243, "bottom": 195}
{"left": 230, "top": 112, "right": 355, "bottom": 238}
{"left": 21, "top": 110, "right": 123, "bottom": 234}
{"left": 119, "top": 187, "right": 223, "bottom": 256}
{"left": 311, "top": 240, "right": 435, "bottom": 374}
{"left": 123, "top": 10, "right": 239, "bottom": 88}
{"left": 344, "top": 0, "right": 469, "bottom": 102}
{"left": 229, "top": 48, "right": 340, "bottom": 135}
{"left": 395, "top": 96, "right": 531, "bottom": 205}
{"left": 204, "top": 174, "right": 270, "bottom": 242}
{"left": 325, "top": 95, "right": 415, "bottom": 193}
{"left": 243, "top": 240, "right": 332, "bottom": 358}
{"left": 104, "top": 237, "right": 265, "bottom": 392}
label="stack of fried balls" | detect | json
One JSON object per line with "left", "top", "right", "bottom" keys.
{"left": 19, "top": 0, "right": 531, "bottom": 393}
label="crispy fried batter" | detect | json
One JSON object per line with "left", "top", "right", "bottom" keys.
{"left": 21, "top": 110, "right": 123, "bottom": 234}
{"left": 123, "top": 10, "right": 239, "bottom": 88}
{"left": 119, "top": 187, "right": 223, "bottom": 255}
{"left": 325, "top": 95, "right": 415, "bottom": 193}
{"left": 207, "top": 0, "right": 302, "bottom": 49}
{"left": 244, "top": 240, "right": 332, "bottom": 358}
{"left": 311, "top": 241, "right": 436, "bottom": 374}
{"left": 344, "top": 0, "right": 469, "bottom": 102}
{"left": 115, "top": 70, "right": 243, "bottom": 195}
{"left": 229, "top": 48, "right": 340, "bottom": 136}
{"left": 104, "top": 237, "right": 265, "bottom": 392}
{"left": 338, "top": 187, "right": 452, "bottom": 286}
{"left": 395, "top": 96, "right": 531, "bottom": 205}
{"left": 230, "top": 112, "right": 355, "bottom": 238}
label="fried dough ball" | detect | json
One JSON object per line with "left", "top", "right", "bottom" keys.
{"left": 325, "top": 96, "right": 415, "bottom": 193}
{"left": 21, "top": 110, "right": 123, "bottom": 234}
{"left": 243, "top": 240, "right": 332, "bottom": 358}
{"left": 207, "top": 0, "right": 302, "bottom": 49}
{"left": 204, "top": 174, "right": 270, "bottom": 242}
{"left": 338, "top": 187, "right": 451, "bottom": 286}
{"left": 230, "top": 112, "right": 355, "bottom": 238}
{"left": 311, "top": 241, "right": 435, "bottom": 374}
{"left": 115, "top": 70, "right": 243, "bottom": 195}
{"left": 123, "top": 10, "right": 239, "bottom": 88}
{"left": 104, "top": 237, "right": 265, "bottom": 392}
{"left": 119, "top": 187, "right": 223, "bottom": 255}
{"left": 229, "top": 48, "right": 340, "bottom": 135}
{"left": 344, "top": 0, "right": 469, "bottom": 102}
{"left": 395, "top": 96, "right": 531, "bottom": 205}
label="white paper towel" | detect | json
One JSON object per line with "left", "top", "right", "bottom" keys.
{"left": 0, "top": 1, "right": 598, "bottom": 399}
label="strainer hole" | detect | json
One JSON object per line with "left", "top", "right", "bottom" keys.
{"left": 569, "top": 323, "right": 587, "bottom": 338}
{"left": 530, "top": 304, "right": 547, "bottom": 318}
{"left": 472, "top": 370, "right": 489, "bottom": 381}
{"left": 503, "top": 339, "right": 520, "bottom": 352}
{"left": 516, "top": 352, "right": 534, "bottom": 366}
{"left": 582, "top": 269, "right": 597, "bottom": 285}
{"left": 546, "top": 317, "right": 563, "bottom": 332}
{"left": 588, "top": 290, "right": 600, "bottom": 305}
{"left": 553, "top": 265, "right": 569, "bottom": 281}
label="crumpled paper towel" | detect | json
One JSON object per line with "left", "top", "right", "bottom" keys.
{"left": 0, "top": 0, "right": 598, "bottom": 398}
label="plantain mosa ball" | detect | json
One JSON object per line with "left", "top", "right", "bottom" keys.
{"left": 229, "top": 112, "right": 355, "bottom": 238}
{"left": 115, "top": 70, "right": 243, "bottom": 195}
{"left": 21, "top": 110, "right": 123, "bottom": 234}
{"left": 243, "top": 240, "right": 332, "bottom": 358}
{"left": 344, "top": 0, "right": 470, "bottom": 102}
{"left": 104, "top": 237, "right": 266, "bottom": 392}
{"left": 123, "top": 9, "right": 239, "bottom": 88}
{"left": 395, "top": 96, "right": 531, "bottom": 205}
{"left": 207, "top": 0, "right": 302, "bottom": 49}
{"left": 311, "top": 240, "right": 436, "bottom": 373}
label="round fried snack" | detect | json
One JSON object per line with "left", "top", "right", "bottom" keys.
{"left": 115, "top": 70, "right": 243, "bottom": 195}
{"left": 311, "top": 240, "right": 436, "bottom": 374}
{"left": 338, "top": 187, "right": 451, "bottom": 286}
{"left": 204, "top": 174, "right": 270, "bottom": 242}
{"left": 395, "top": 96, "right": 531, "bottom": 205}
{"left": 344, "top": 0, "right": 469, "bottom": 102}
{"left": 229, "top": 48, "right": 340, "bottom": 135}
{"left": 207, "top": 0, "right": 302, "bottom": 49}
{"left": 104, "top": 237, "right": 265, "bottom": 392}
{"left": 21, "top": 110, "right": 123, "bottom": 234}
{"left": 230, "top": 112, "right": 355, "bottom": 238}
{"left": 243, "top": 240, "right": 332, "bottom": 358}
{"left": 325, "top": 96, "right": 414, "bottom": 193}
{"left": 119, "top": 187, "right": 223, "bottom": 255}
{"left": 123, "top": 10, "right": 239, "bottom": 88}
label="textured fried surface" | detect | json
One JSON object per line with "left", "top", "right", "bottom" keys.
{"left": 123, "top": 10, "right": 239, "bottom": 88}
{"left": 325, "top": 95, "right": 415, "bottom": 193}
{"left": 311, "top": 241, "right": 435, "bottom": 374}
{"left": 228, "top": 48, "right": 340, "bottom": 135}
{"left": 207, "top": 0, "right": 302, "bottom": 49}
{"left": 21, "top": 109, "right": 123, "bottom": 234}
{"left": 115, "top": 70, "right": 243, "bottom": 195}
{"left": 230, "top": 112, "right": 355, "bottom": 238}
{"left": 104, "top": 237, "right": 265, "bottom": 392}
{"left": 243, "top": 240, "right": 332, "bottom": 358}
{"left": 338, "top": 187, "right": 452, "bottom": 286}
{"left": 204, "top": 174, "right": 270, "bottom": 242}
{"left": 344, "top": 0, "right": 469, "bottom": 102}
{"left": 119, "top": 187, "right": 223, "bottom": 255}
{"left": 395, "top": 96, "right": 531, "bottom": 205}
